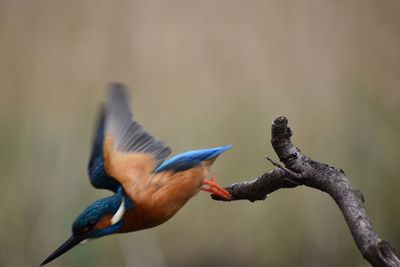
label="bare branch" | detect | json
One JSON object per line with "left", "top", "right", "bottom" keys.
{"left": 213, "top": 116, "right": 400, "bottom": 267}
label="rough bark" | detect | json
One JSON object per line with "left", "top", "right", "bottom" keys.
{"left": 212, "top": 116, "right": 400, "bottom": 267}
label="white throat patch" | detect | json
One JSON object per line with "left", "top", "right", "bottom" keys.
{"left": 80, "top": 238, "right": 92, "bottom": 245}
{"left": 111, "top": 198, "right": 125, "bottom": 225}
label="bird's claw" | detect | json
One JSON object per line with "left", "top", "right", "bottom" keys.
{"left": 201, "top": 176, "right": 231, "bottom": 200}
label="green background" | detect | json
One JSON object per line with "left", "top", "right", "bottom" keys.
{"left": 0, "top": 1, "right": 399, "bottom": 266}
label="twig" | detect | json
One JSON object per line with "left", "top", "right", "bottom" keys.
{"left": 265, "top": 156, "right": 302, "bottom": 179}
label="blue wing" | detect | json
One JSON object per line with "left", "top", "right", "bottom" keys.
{"left": 154, "top": 145, "right": 232, "bottom": 173}
{"left": 88, "top": 105, "right": 120, "bottom": 192}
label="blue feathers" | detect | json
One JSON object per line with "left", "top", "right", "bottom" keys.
{"left": 154, "top": 145, "right": 232, "bottom": 173}
{"left": 88, "top": 105, "right": 120, "bottom": 192}
{"left": 72, "top": 188, "right": 124, "bottom": 236}
{"left": 72, "top": 187, "right": 133, "bottom": 238}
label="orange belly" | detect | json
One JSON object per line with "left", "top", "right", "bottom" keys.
{"left": 119, "top": 165, "right": 208, "bottom": 233}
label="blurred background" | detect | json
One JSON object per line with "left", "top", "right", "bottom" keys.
{"left": 0, "top": 1, "right": 399, "bottom": 266}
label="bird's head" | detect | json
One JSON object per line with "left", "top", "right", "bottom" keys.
{"left": 41, "top": 187, "right": 132, "bottom": 266}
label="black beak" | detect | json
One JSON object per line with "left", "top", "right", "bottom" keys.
{"left": 40, "top": 235, "right": 87, "bottom": 266}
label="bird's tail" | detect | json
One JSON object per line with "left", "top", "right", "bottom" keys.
{"left": 203, "top": 145, "right": 232, "bottom": 167}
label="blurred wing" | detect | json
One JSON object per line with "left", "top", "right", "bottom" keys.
{"left": 103, "top": 83, "right": 171, "bottom": 187}
{"left": 88, "top": 105, "right": 120, "bottom": 192}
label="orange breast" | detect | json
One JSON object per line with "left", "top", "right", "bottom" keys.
{"left": 119, "top": 165, "right": 209, "bottom": 233}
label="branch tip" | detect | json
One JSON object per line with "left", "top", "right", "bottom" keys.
{"left": 273, "top": 116, "right": 288, "bottom": 126}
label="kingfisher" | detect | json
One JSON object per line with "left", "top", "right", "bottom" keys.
{"left": 41, "top": 83, "right": 231, "bottom": 265}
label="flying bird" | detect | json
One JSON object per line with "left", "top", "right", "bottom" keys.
{"left": 41, "top": 83, "right": 231, "bottom": 265}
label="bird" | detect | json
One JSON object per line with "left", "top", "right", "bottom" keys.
{"left": 41, "top": 83, "right": 232, "bottom": 266}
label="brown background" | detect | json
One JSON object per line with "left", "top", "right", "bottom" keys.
{"left": 1, "top": 1, "right": 399, "bottom": 266}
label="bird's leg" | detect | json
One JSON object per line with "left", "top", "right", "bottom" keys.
{"left": 201, "top": 176, "right": 231, "bottom": 200}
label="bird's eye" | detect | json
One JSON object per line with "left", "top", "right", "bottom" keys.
{"left": 82, "top": 221, "right": 96, "bottom": 233}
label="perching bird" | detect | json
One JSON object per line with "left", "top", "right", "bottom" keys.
{"left": 41, "top": 83, "right": 231, "bottom": 265}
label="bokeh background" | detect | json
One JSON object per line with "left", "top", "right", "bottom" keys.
{"left": 1, "top": 1, "right": 399, "bottom": 266}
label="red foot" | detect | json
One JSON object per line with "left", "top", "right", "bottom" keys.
{"left": 201, "top": 176, "right": 231, "bottom": 200}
